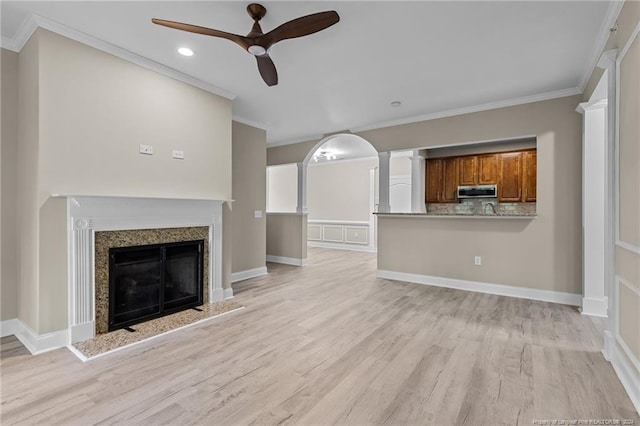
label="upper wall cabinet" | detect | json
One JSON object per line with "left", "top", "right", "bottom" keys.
{"left": 478, "top": 154, "right": 499, "bottom": 184}
{"left": 458, "top": 156, "right": 478, "bottom": 185}
{"left": 425, "top": 158, "right": 458, "bottom": 203}
{"left": 442, "top": 158, "right": 458, "bottom": 202}
{"left": 498, "top": 152, "right": 523, "bottom": 201}
{"left": 426, "top": 148, "right": 536, "bottom": 203}
{"left": 425, "top": 159, "right": 443, "bottom": 203}
{"left": 497, "top": 150, "right": 537, "bottom": 202}
{"left": 522, "top": 150, "right": 537, "bottom": 202}
{"left": 458, "top": 154, "right": 499, "bottom": 185}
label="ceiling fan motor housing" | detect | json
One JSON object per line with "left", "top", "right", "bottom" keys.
{"left": 247, "top": 4, "right": 267, "bottom": 21}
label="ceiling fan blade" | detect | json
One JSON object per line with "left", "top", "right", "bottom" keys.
{"left": 260, "top": 11, "right": 339, "bottom": 48}
{"left": 152, "top": 18, "right": 250, "bottom": 50}
{"left": 256, "top": 55, "right": 278, "bottom": 86}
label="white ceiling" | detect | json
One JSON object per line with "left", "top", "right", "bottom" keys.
{"left": 1, "top": 1, "right": 615, "bottom": 146}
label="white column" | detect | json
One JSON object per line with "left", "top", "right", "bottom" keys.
{"left": 296, "top": 162, "right": 307, "bottom": 214}
{"left": 411, "top": 150, "right": 427, "bottom": 213}
{"left": 369, "top": 168, "right": 377, "bottom": 250}
{"left": 597, "top": 49, "right": 617, "bottom": 357}
{"left": 378, "top": 152, "right": 391, "bottom": 213}
{"left": 576, "top": 98, "right": 608, "bottom": 317}
{"left": 70, "top": 216, "right": 95, "bottom": 343}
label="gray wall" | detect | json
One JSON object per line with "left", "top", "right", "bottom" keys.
{"left": 426, "top": 138, "right": 536, "bottom": 158}
{"left": 266, "top": 213, "right": 307, "bottom": 261}
{"left": 37, "top": 29, "right": 232, "bottom": 203}
{"left": 1, "top": 49, "right": 19, "bottom": 321}
{"left": 358, "top": 95, "right": 583, "bottom": 296}
{"left": 232, "top": 121, "right": 267, "bottom": 274}
{"left": 604, "top": 1, "right": 640, "bottom": 370}
{"left": 17, "top": 32, "right": 40, "bottom": 330}
{"left": 13, "top": 29, "right": 233, "bottom": 333}
{"left": 267, "top": 95, "right": 583, "bottom": 296}
{"left": 268, "top": 140, "right": 317, "bottom": 167}
{"left": 307, "top": 158, "right": 377, "bottom": 222}
{"left": 38, "top": 198, "right": 68, "bottom": 333}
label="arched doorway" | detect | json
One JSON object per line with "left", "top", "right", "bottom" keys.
{"left": 303, "top": 134, "right": 379, "bottom": 252}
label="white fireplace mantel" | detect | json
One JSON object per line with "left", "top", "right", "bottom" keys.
{"left": 60, "top": 195, "right": 230, "bottom": 343}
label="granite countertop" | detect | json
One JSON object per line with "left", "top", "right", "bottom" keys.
{"left": 374, "top": 212, "right": 537, "bottom": 219}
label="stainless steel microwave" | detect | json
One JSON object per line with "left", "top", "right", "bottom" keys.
{"left": 457, "top": 184, "right": 498, "bottom": 198}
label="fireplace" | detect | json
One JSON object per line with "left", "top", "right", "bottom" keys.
{"left": 64, "top": 196, "right": 230, "bottom": 344}
{"left": 109, "top": 240, "right": 204, "bottom": 331}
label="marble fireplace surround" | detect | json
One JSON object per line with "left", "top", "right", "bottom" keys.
{"left": 65, "top": 196, "right": 230, "bottom": 343}
{"left": 93, "top": 226, "right": 210, "bottom": 335}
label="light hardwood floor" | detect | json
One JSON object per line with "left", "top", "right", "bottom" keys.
{"left": 1, "top": 248, "right": 638, "bottom": 425}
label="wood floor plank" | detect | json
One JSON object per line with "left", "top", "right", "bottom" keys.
{"left": 1, "top": 247, "right": 637, "bottom": 425}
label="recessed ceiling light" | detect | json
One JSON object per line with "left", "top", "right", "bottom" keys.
{"left": 390, "top": 101, "right": 402, "bottom": 107}
{"left": 178, "top": 47, "right": 194, "bottom": 57}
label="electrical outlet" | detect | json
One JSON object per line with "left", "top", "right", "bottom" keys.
{"left": 254, "top": 210, "right": 263, "bottom": 218}
{"left": 474, "top": 256, "right": 482, "bottom": 266}
{"left": 139, "top": 144, "right": 153, "bottom": 155}
{"left": 172, "top": 150, "right": 184, "bottom": 159}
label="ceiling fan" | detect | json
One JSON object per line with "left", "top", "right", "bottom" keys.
{"left": 152, "top": 4, "right": 340, "bottom": 87}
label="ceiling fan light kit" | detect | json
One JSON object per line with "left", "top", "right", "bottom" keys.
{"left": 152, "top": 3, "right": 340, "bottom": 86}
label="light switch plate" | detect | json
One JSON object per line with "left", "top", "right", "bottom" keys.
{"left": 172, "top": 150, "right": 185, "bottom": 159}
{"left": 139, "top": 144, "right": 153, "bottom": 155}
{"left": 254, "top": 210, "right": 263, "bottom": 218}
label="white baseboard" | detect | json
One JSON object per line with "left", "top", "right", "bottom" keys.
{"left": 223, "top": 287, "right": 235, "bottom": 300}
{"left": 1, "top": 319, "right": 22, "bottom": 337}
{"left": 210, "top": 288, "right": 224, "bottom": 302}
{"left": 610, "top": 340, "right": 640, "bottom": 415}
{"left": 377, "top": 270, "right": 581, "bottom": 306}
{"left": 231, "top": 266, "right": 268, "bottom": 283}
{"left": 266, "top": 255, "right": 309, "bottom": 266}
{"left": 308, "top": 241, "right": 376, "bottom": 253}
{"left": 3, "top": 319, "right": 70, "bottom": 355}
{"left": 70, "top": 321, "right": 95, "bottom": 344}
{"left": 581, "top": 296, "right": 608, "bottom": 317}
{"left": 603, "top": 329, "right": 615, "bottom": 361}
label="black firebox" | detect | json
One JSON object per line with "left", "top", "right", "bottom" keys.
{"left": 108, "top": 240, "right": 204, "bottom": 331}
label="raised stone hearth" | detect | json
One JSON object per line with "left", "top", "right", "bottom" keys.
{"left": 73, "top": 300, "right": 242, "bottom": 359}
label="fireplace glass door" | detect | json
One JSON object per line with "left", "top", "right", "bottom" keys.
{"left": 109, "top": 240, "right": 204, "bottom": 331}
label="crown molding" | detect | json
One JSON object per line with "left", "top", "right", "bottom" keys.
{"left": 1, "top": 14, "right": 236, "bottom": 101}
{"left": 267, "top": 134, "right": 324, "bottom": 148}
{"left": 348, "top": 86, "right": 582, "bottom": 134}
{"left": 0, "top": 37, "right": 19, "bottom": 52}
{"left": 0, "top": 14, "right": 38, "bottom": 52}
{"left": 265, "top": 86, "right": 582, "bottom": 148}
{"left": 232, "top": 116, "right": 268, "bottom": 131}
{"left": 578, "top": 0, "right": 625, "bottom": 92}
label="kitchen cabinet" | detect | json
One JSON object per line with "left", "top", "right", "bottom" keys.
{"left": 478, "top": 154, "right": 499, "bottom": 184}
{"left": 425, "top": 158, "right": 458, "bottom": 203}
{"left": 522, "top": 150, "right": 537, "bottom": 202}
{"left": 458, "top": 156, "right": 478, "bottom": 185}
{"left": 498, "top": 152, "right": 523, "bottom": 201}
{"left": 425, "top": 159, "right": 443, "bottom": 203}
{"left": 442, "top": 158, "right": 458, "bottom": 202}
{"left": 458, "top": 154, "right": 498, "bottom": 185}
{"left": 426, "top": 148, "right": 536, "bottom": 203}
